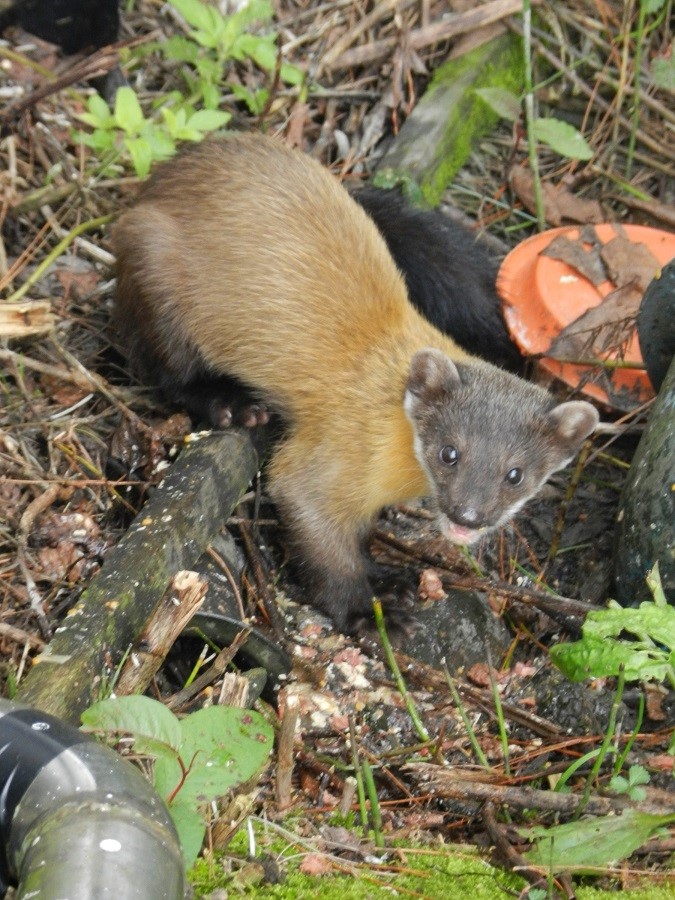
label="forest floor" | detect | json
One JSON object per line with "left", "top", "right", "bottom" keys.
{"left": 0, "top": 1, "right": 673, "bottom": 897}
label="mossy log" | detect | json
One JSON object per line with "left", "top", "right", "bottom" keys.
{"left": 613, "top": 354, "right": 675, "bottom": 605}
{"left": 16, "top": 430, "right": 259, "bottom": 721}
{"left": 375, "top": 32, "right": 524, "bottom": 205}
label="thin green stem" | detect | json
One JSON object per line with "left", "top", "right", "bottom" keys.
{"left": 348, "top": 716, "right": 369, "bottom": 833}
{"left": 575, "top": 668, "right": 626, "bottom": 818}
{"left": 443, "top": 665, "right": 491, "bottom": 771}
{"left": 522, "top": 0, "right": 545, "bottom": 230}
{"left": 372, "top": 599, "right": 430, "bottom": 742}
{"left": 6, "top": 215, "right": 112, "bottom": 303}
{"left": 361, "top": 759, "right": 385, "bottom": 849}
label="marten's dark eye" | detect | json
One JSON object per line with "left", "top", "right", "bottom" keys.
{"left": 506, "top": 467, "right": 524, "bottom": 485}
{"left": 439, "top": 445, "right": 459, "bottom": 466}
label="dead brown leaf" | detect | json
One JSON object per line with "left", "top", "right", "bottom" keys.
{"left": 299, "top": 853, "right": 335, "bottom": 876}
{"left": 548, "top": 282, "right": 642, "bottom": 359}
{"left": 542, "top": 234, "right": 607, "bottom": 285}
{"left": 509, "top": 166, "right": 604, "bottom": 226}
{"left": 600, "top": 235, "right": 662, "bottom": 292}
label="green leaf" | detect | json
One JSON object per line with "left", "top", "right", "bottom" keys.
{"left": 532, "top": 118, "right": 593, "bottom": 160}
{"left": 163, "top": 34, "right": 200, "bottom": 64}
{"left": 114, "top": 86, "right": 145, "bottom": 135}
{"left": 280, "top": 61, "right": 305, "bottom": 86}
{"left": 186, "top": 109, "right": 231, "bottom": 132}
{"left": 642, "top": 0, "right": 667, "bottom": 12}
{"left": 230, "top": 0, "right": 272, "bottom": 30}
{"left": 153, "top": 705, "right": 273, "bottom": 805}
{"left": 234, "top": 33, "right": 278, "bottom": 70}
{"left": 86, "top": 92, "right": 115, "bottom": 127}
{"left": 124, "top": 136, "right": 154, "bottom": 177}
{"left": 76, "top": 112, "right": 113, "bottom": 130}
{"left": 168, "top": 797, "right": 206, "bottom": 869}
{"left": 583, "top": 602, "right": 675, "bottom": 651}
{"left": 652, "top": 47, "right": 675, "bottom": 92}
{"left": 550, "top": 634, "right": 673, "bottom": 682}
{"left": 142, "top": 129, "right": 176, "bottom": 161}
{"left": 82, "top": 695, "right": 183, "bottom": 750}
{"left": 474, "top": 87, "right": 521, "bottom": 122}
{"left": 627, "top": 765, "right": 650, "bottom": 787}
{"left": 200, "top": 81, "right": 221, "bottom": 109}
{"left": 521, "top": 810, "right": 675, "bottom": 872}
{"left": 170, "top": 0, "right": 223, "bottom": 37}
{"left": 550, "top": 597, "right": 675, "bottom": 683}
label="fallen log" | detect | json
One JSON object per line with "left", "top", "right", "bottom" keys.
{"left": 16, "top": 430, "right": 259, "bottom": 722}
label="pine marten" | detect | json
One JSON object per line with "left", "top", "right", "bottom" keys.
{"left": 113, "top": 133, "right": 599, "bottom": 633}
{"left": 353, "top": 187, "right": 522, "bottom": 370}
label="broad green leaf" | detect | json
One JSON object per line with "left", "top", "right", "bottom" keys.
{"left": 200, "top": 81, "right": 221, "bottom": 110}
{"left": 230, "top": 83, "right": 268, "bottom": 115}
{"left": 142, "top": 129, "right": 176, "bottom": 161}
{"left": 652, "top": 48, "right": 675, "bottom": 92}
{"left": 168, "top": 797, "right": 206, "bottom": 868}
{"left": 280, "top": 61, "right": 305, "bottom": 86}
{"left": 76, "top": 112, "right": 113, "bottom": 130}
{"left": 82, "top": 695, "right": 182, "bottom": 750}
{"left": 642, "top": 0, "right": 667, "bottom": 12}
{"left": 583, "top": 602, "right": 675, "bottom": 650}
{"left": 550, "top": 634, "right": 672, "bottom": 682}
{"left": 170, "top": 0, "right": 222, "bottom": 36}
{"left": 474, "top": 87, "right": 521, "bottom": 122}
{"left": 234, "top": 33, "right": 278, "bottom": 70}
{"left": 73, "top": 129, "right": 116, "bottom": 152}
{"left": 86, "top": 92, "right": 115, "bottom": 127}
{"left": 163, "top": 34, "right": 200, "bottom": 64}
{"left": 114, "top": 86, "right": 145, "bottom": 135}
{"left": 186, "top": 109, "right": 231, "bottom": 132}
{"left": 532, "top": 118, "right": 593, "bottom": 160}
{"left": 521, "top": 810, "right": 675, "bottom": 872}
{"left": 230, "top": 0, "right": 273, "bottom": 30}
{"left": 153, "top": 705, "right": 273, "bottom": 804}
{"left": 125, "top": 136, "right": 154, "bottom": 177}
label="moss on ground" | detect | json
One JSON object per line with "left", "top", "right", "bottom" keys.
{"left": 189, "top": 828, "right": 673, "bottom": 898}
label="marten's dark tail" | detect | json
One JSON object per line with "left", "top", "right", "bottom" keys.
{"left": 353, "top": 186, "right": 523, "bottom": 372}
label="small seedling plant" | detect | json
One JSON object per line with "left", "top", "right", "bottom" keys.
{"left": 518, "top": 565, "right": 675, "bottom": 876}
{"left": 73, "top": 0, "right": 305, "bottom": 176}
{"left": 82, "top": 694, "right": 274, "bottom": 867}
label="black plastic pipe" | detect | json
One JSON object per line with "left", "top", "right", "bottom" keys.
{"left": 0, "top": 699, "right": 185, "bottom": 899}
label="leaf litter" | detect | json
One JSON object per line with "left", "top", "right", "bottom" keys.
{"left": 0, "top": 0, "right": 673, "bottom": 895}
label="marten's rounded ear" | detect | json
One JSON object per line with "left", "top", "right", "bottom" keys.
{"left": 548, "top": 401, "right": 599, "bottom": 449}
{"left": 407, "top": 349, "right": 461, "bottom": 401}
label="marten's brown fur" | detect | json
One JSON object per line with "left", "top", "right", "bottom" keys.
{"left": 113, "top": 133, "right": 598, "bottom": 633}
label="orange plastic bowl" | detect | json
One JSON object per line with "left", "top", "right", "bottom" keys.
{"left": 497, "top": 224, "right": 675, "bottom": 410}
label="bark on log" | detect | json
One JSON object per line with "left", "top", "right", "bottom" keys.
{"left": 375, "top": 33, "right": 523, "bottom": 204}
{"left": 613, "top": 353, "right": 675, "bottom": 605}
{"left": 16, "top": 430, "right": 259, "bottom": 721}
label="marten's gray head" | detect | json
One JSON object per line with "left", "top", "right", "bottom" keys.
{"left": 404, "top": 348, "right": 599, "bottom": 545}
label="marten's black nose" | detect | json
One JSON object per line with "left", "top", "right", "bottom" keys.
{"left": 450, "top": 507, "right": 483, "bottom": 529}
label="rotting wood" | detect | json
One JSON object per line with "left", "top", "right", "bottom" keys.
{"left": 0, "top": 300, "right": 54, "bottom": 339}
{"left": 374, "top": 32, "right": 524, "bottom": 203}
{"left": 114, "top": 569, "right": 208, "bottom": 696}
{"left": 165, "top": 626, "right": 252, "bottom": 711}
{"left": 276, "top": 692, "right": 299, "bottom": 810}
{"left": 16, "top": 430, "right": 259, "bottom": 722}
